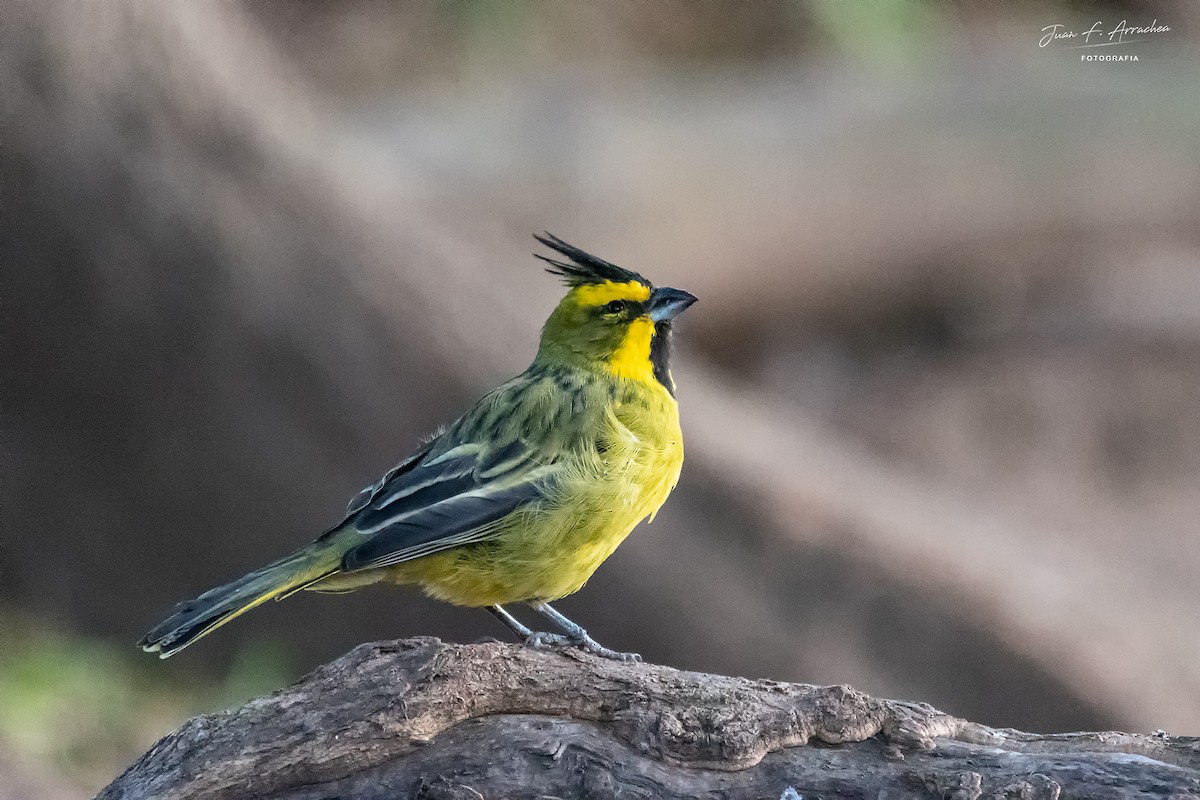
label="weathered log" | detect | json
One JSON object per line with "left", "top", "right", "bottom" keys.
{"left": 99, "top": 639, "right": 1200, "bottom": 800}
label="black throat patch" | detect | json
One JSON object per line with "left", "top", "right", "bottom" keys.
{"left": 650, "top": 322, "right": 675, "bottom": 395}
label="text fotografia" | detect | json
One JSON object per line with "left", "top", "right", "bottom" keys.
{"left": 1039, "top": 19, "right": 1170, "bottom": 49}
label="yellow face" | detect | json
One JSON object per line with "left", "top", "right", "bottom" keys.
{"left": 533, "top": 233, "right": 695, "bottom": 395}
{"left": 572, "top": 280, "right": 652, "bottom": 308}
{"left": 539, "top": 279, "right": 660, "bottom": 386}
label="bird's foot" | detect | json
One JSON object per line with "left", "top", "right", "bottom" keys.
{"left": 578, "top": 636, "right": 642, "bottom": 662}
{"left": 523, "top": 630, "right": 641, "bottom": 662}
{"left": 523, "top": 631, "right": 575, "bottom": 651}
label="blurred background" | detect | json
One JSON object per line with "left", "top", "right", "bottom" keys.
{"left": 4, "top": 0, "right": 1200, "bottom": 795}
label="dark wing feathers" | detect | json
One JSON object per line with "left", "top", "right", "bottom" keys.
{"left": 341, "top": 480, "right": 539, "bottom": 571}
{"left": 338, "top": 438, "right": 551, "bottom": 573}
{"left": 361, "top": 451, "right": 478, "bottom": 521}
{"left": 356, "top": 449, "right": 490, "bottom": 532}
{"left": 344, "top": 440, "right": 436, "bottom": 516}
{"left": 535, "top": 232, "right": 650, "bottom": 288}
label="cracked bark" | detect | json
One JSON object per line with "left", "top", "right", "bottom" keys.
{"left": 99, "top": 639, "right": 1200, "bottom": 800}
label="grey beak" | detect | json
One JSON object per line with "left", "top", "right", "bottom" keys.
{"left": 648, "top": 287, "right": 698, "bottom": 322}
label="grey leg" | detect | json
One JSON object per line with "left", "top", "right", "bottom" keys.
{"left": 529, "top": 601, "right": 641, "bottom": 663}
{"left": 487, "top": 605, "right": 533, "bottom": 640}
{"left": 488, "top": 604, "right": 574, "bottom": 651}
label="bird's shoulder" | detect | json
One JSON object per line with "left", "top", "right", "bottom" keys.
{"left": 446, "top": 365, "right": 611, "bottom": 446}
{"left": 340, "top": 367, "right": 601, "bottom": 516}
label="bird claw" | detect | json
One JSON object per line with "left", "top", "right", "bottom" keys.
{"left": 590, "top": 645, "right": 642, "bottom": 663}
{"left": 523, "top": 631, "right": 641, "bottom": 662}
{"left": 524, "top": 631, "right": 574, "bottom": 651}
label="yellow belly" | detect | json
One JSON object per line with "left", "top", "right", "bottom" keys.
{"left": 384, "top": 383, "right": 683, "bottom": 607}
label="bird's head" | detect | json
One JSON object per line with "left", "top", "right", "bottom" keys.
{"left": 533, "top": 233, "right": 697, "bottom": 394}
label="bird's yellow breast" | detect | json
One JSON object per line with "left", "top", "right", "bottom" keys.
{"left": 387, "top": 378, "right": 683, "bottom": 607}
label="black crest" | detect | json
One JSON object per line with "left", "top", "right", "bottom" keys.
{"left": 534, "top": 233, "right": 650, "bottom": 288}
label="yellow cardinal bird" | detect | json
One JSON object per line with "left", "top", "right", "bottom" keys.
{"left": 139, "top": 234, "right": 696, "bottom": 662}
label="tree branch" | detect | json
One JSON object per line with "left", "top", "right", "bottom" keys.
{"left": 99, "top": 639, "right": 1200, "bottom": 800}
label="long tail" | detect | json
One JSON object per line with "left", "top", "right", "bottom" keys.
{"left": 138, "top": 548, "right": 336, "bottom": 658}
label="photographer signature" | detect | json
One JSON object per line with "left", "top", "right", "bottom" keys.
{"left": 1040, "top": 19, "right": 1170, "bottom": 49}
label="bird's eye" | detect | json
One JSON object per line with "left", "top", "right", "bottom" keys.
{"left": 602, "top": 300, "right": 626, "bottom": 315}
